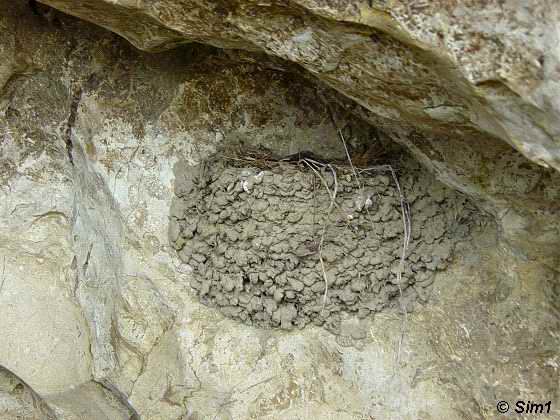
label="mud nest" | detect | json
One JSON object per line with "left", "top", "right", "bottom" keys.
{"left": 169, "top": 157, "right": 476, "bottom": 332}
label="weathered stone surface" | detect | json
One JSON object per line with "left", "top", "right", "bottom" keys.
{"left": 36, "top": 0, "right": 560, "bottom": 172}
{"left": 45, "top": 381, "right": 138, "bottom": 420}
{"left": 0, "top": 2, "right": 559, "bottom": 419}
{"left": 0, "top": 365, "right": 56, "bottom": 420}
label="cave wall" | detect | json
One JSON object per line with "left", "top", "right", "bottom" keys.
{"left": 0, "top": 1, "right": 559, "bottom": 419}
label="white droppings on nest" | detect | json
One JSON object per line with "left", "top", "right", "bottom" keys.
{"left": 354, "top": 193, "right": 375, "bottom": 212}
{"left": 241, "top": 179, "right": 251, "bottom": 194}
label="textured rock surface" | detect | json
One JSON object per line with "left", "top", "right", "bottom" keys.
{"left": 34, "top": 0, "right": 560, "bottom": 168}
{"left": 0, "top": 366, "right": 56, "bottom": 420}
{"left": 0, "top": 2, "right": 559, "bottom": 420}
{"left": 45, "top": 381, "right": 138, "bottom": 420}
{"left": 171, "top": 158, "right": 477, "bottom": 330}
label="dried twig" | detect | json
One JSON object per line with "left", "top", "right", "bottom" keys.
{"left": 321, "top": 164, "right": 338, "bottom": 306}
{"left": 0, "top": 257, "right": 6, "bottom": 295}
{"left": 358, "top": 165, "right": 412, "bottom": 364}
{"left": 337, "top": 128, "right": 362, "bottom": 194}
{"left": 388, "top": 166, "right": 411, "bottom": 370}
{"left": 302, "top": 159, "right": 338, "bottom": 309}
{"left": 318, "top": 96, "right": 413, "bottom": 356}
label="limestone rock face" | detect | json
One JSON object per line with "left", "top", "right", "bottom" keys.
{"left": 36, "top": 0, "right": 560, "bottom": 171}
{"left": 0, "top": 1, "right": 559, "bottom": 420}
{"left": 0, "top": 366, "right": 56, "bottom": 420}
